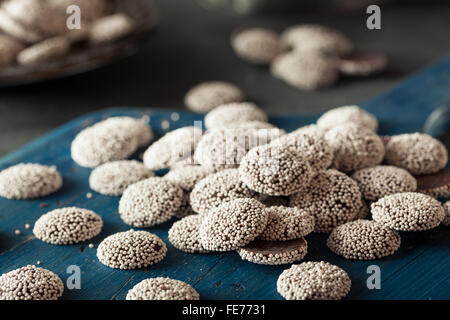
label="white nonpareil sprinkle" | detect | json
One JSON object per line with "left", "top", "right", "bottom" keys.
{"left": 170, "top": 112, "right": 180, "bottom": 121}
{"left": 161, "top": 120, "right": 170, "bottom": 130}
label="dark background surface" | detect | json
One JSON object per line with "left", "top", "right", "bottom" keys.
{"left": 0, "top": 0, "right": 450, "bottom": 156}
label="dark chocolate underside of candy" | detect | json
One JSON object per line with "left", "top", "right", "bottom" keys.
{"left": 240, "top": 238, "right": 306, "bottom": 256}
{"left": 416, "top": 168, "right": 450, "bottom": 190}
{"left": 380, "top": 135, "right": 391, "bottom": 146}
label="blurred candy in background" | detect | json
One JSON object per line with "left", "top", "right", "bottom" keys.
{"left": 198, "top": 0, "right": 390, "bottom": 14}
{"left": 0, "top": 0, "right": 449, "bottom": 156}
{"left": 0, "top": 0, "right": 156, "bottom": 86}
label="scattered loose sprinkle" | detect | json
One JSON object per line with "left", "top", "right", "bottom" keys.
{"left": 170, "top": 112, "right": 180, "bottom": 121}
{"left": 161, "top": 120, "right": 170, "bottom": 130}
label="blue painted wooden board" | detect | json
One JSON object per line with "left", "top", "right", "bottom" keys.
{"left": 1, "top": 55, "right": 450, "bottom": 300}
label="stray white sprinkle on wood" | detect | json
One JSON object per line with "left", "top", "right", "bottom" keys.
{"left": 24, "top": 224, "right": 31, "bottom": 229}
{"left": 86, "top": 192, "right": 92, "bottom": 199}
{"left": 89, "top": 243, "right": 94, "bottom": 248}
{"left": 161, "top": 120, "right": 170, "bottom": 130}
{"left": 14, "top": 229, "right": 21, "bottom": 235}
{"left": 37, "top": 261, "right": 41, "bottom": 265}
{"left": 170, "top": 112, "right": 180, "bottom": 121}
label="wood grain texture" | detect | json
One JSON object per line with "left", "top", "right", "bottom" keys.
{"left": 0, "top": 55, "right": 449, "bottom": 300}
